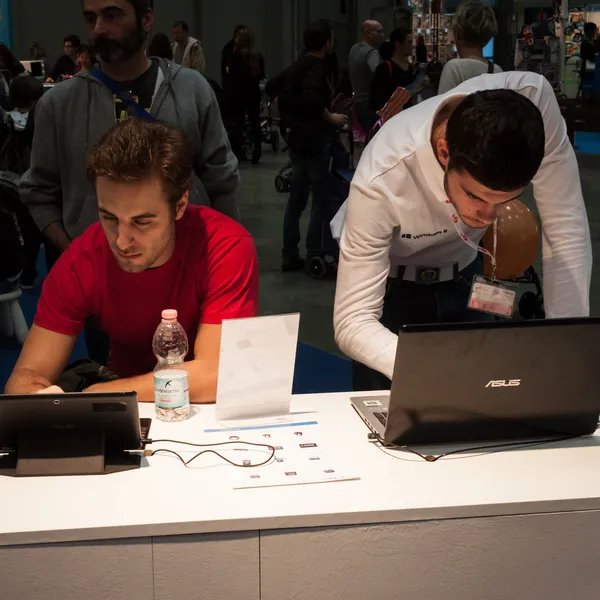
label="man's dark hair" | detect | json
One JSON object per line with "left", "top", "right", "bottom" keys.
{"left": 584, "top": 22, "right": 598, "bottom": 39}
{"left": 234, "top": 24, "right": 247, "bottom": 36}
{"left": 64, "top": 35, "right": 81, "bottom": 48}
{"left": 446, "top": 89, "right": 545, "bottom": 192}
{"left": 126, "top": 0, "right": 153, "bottom": 17}
{"left": 173, "top": 20, "right": 189, "bottom": 32}
{"left": 303, "top": 20, "right": 332, "bottom": 52}
{"left": 87, "top": 119, "right": 193, "bottom": 210}
{"left": 389, "top": 27, "right": 411, "bottom": 46}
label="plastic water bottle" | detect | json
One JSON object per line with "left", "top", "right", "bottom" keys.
{"left": 152, "top": 309, "right": 190, "bottom": 422}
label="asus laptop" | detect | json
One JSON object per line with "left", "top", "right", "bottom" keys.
{"left": 352, "top": 318, "right": 600, "bottom": 446}
{"left": 0, "top": 392, "right": 151, "bottom": 477}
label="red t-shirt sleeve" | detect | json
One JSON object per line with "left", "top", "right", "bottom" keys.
{"left": 200, "top": 233, "right": 259, "bottom": 324}
{"left": 34, "top": 241, "right": 96, "bottom": 336}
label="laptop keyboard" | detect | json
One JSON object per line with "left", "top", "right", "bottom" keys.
{"left": 374, "top": 411, "right": 388, "bottom": 427}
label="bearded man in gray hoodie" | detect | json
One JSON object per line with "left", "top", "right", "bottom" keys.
{"left": 21, "top": 0, "right": 240, "bottom": 269}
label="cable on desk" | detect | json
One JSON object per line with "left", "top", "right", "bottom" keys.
{"left": 369, "top": 432, "right": 578, "bottom": 462}
{"left": 142, "top": 438, "right": 276, "bottom": 469}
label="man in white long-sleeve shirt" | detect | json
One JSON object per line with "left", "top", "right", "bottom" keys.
{"left": 334, "top": 72, "right": 592, "bottom": 391}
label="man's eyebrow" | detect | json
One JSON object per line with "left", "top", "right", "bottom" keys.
{"left": 131, "top": 212, "right": 158, "bottom": 219}
{"left": 84, "top": 6, "right": 125, "bottom": 17}
{"left": 98, "top": 207, "right": 116, "bottom": 217}
{"left": 461, "top": 184, "right": 521, "bottom": 205}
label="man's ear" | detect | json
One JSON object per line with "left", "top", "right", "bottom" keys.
{"left": 174, "top": 191, "right": 188, "bottom": 220}
{"left": 437, "top": 138, "right": 450, "bottom": 170}
{"left": 143, "top": 8, "right": 154, "bottom": 33}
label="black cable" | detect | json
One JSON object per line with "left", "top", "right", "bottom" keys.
{"left": 143, "top": 438, "right": 276, "bottom": 469}
{"left": 369, "top": 432, "right": 578, "bottom": 462}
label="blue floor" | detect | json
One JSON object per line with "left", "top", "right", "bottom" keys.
{"left": 0, "top": 250, "right": 352, "bottom": 395}
{"left": 575, "top": 131, "right": 600, "bottom": 155}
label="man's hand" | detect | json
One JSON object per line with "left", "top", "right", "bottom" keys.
{"left": 36, "top": 385, "right": 65, "bottom": 394}
{"left": 327, "top": 112, "right": 348, "bottom": 128}
{"left": 45, "top": 77, "right": 54, "bottom": 84}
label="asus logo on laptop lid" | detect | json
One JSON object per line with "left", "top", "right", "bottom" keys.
{"left": 486, "top": 380, "right": 521, "bottom": 388}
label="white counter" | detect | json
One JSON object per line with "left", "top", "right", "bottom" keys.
{"left": 2, "top": 391, "right": 600, "bottom": 547}
{"left": 3, "top": 392, "right": 600, "bottom": 600}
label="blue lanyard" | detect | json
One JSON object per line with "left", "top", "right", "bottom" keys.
{"left": 90, "top": 66, "right": 155, "bottom": 122}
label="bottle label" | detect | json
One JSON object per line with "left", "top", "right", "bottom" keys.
{"left": 154, "top": 370, "right": 190, "bottom": 409}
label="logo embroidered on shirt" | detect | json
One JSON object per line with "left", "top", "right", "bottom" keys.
{"left": 401, "top": 229, "right": 448, "bottom": 240}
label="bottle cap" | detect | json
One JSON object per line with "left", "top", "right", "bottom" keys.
{"left": 161, "top": 309, "right": 178, "bottom": 322}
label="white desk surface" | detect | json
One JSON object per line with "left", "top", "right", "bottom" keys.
{"left": 2, "top": 391, "right": 600, "bottom": 547}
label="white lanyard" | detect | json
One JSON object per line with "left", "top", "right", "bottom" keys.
{"left": 444, "top": 199, "right": 498, "bottom": 280}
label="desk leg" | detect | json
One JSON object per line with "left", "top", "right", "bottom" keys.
{"left": 260, "top": 511, "right": 600, "bottom": 600}
{"left": 152, "top": 531, "right": 259, "bottom": 600}
{"left": 0, "top": 538, "right": 153, "bottom": 600}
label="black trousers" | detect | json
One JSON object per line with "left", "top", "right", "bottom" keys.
{"left": 353, "top": 257, "right": 491, "bottom": 391}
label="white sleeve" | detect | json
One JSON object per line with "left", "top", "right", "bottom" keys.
{"left": 529, "top": 77, "right": 592, "bottom": 317}
{"left": 437, "top": 62, "right": 462, "bottom": 95}
{"left": 333, "top": 174, "right": 401, "bottom": 380}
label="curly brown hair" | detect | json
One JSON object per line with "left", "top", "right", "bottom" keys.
{"left": 87, "top": 119, "right": 193, "bottom": 209}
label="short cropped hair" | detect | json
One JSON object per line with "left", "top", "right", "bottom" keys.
{"left": 64, "top": 35, "right": 81, "bottom": 48}
{"left": 87, "top": 119, "right": 193, "bottom": 209}
{"left": 446, "top": 89, "right": 545, "bottom": 192}
{"left": 173, "top": 20, "right": 189, "bottom": 32}
{"left": 303, "top": 20, "right": 332, "bottom": 52}
{"left": 452, "top": 0, "right": 497, "bottom": 48}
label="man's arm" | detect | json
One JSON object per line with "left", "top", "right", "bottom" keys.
{"left": 190, "top": 42, "right": 206, "bottom": 74}
{"left": 86, "top": 323, "right": 222, "bottom": 403}
{"left": 528, "top": 76, "right": 592, "bottom": 317}
{"left": 334, "top": 173, "right": 401, "bottom": 380}
{"left": 366, "top": 47, "right": 381, "bottom": 75}
{"left": 5, "top": 325, "right": 76, "bottom": 394}
{"left": 20, "top": 94, "right": 66, "bottom": 249}
{"left": 196, "top": 81, "right": 240, "bottom": 221}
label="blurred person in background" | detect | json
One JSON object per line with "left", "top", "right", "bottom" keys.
{"left": 172, "top": 20, "right": 205, "bottom": 74}
{"left": 29, "top": 42, "right": 53, "bottom": 79}
{"left": 225, "top": 26, "right": 265, "bottom": 164}
{"left": 221, "top": 24, "right": 247, "bottom": 85}
{"left": 438, "top": 0, "right": 501, "bottom": 95}
{"left": 75, "top": 45, "right": 96, "bottom": 74}
{"left": 269, "top": 20, "right": 347, "bottom": 272}
{"left": 47, "top": 34, "right": 81, "bottom": 83}
{"left": 348, "top": 20, "right": 384, "bottom": 135}
{"left": 148, "top": 32, "right": 173, "bottom": 60}
{"left": 580, "top": 22, "right": 598, "bottom": 88}
{"left": 370, "top": 27, "right": 416, "bottom": 113}
{"left": 415, "top": 34, "right": 428, "bottom": 64}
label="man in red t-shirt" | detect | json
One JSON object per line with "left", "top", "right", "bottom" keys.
{"left": 5, "top": 119, "right": 259, "bottom": 402}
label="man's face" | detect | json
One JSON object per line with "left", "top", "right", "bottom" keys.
{"left": 444, "top": 169, "right": 525, "bottom": 229}
{"left": 402, "top": 34, "right": 414, "bottom": 56}
{"left": 64, "top": 41, "right": 76, "bottom": 58}
{"left": 83, "top": 0, "right": 152, "bottom": 64}
{"left": 367, "top": 22, "right": 385, "bottom": 48}
{"left": 78, "top": 51, "right": 92, "bottom": 69}
{"left": 97, "top": 177, "right": 187, "bottom": 273}
{"left": 173, "top": 26, "right": 186, "bottom": 45}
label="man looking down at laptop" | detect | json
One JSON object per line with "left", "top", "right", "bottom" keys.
{"left": 5, "top": 119, "right": 259, "bottom": 401}
{"left": 333, "top": 72, "right": 592, "bottom": 391}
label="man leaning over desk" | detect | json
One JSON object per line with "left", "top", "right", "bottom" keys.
{"left": 5, "top": 119, "right": 259, "bottom": 401}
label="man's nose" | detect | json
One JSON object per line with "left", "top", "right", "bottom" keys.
{"left": 116, "top": 226, "right": 135, "bottom": 251}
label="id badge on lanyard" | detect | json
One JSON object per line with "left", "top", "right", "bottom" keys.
{"left": 444, "top": 199, "right": 516, "bottom": 318}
